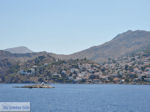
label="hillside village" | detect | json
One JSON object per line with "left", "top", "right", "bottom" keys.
{"left": 1, "top": 50, "right": 150, "bottom": 84}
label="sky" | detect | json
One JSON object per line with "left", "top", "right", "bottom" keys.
{"left": 0, "top": 0, "right": 150, "bottom": 54}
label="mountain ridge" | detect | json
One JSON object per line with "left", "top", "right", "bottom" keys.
{"left": 2, "top": 30, "right": 150, "bottom": 63}
{"left": 4, "top": 46, "right": 33, "bottom": 54}
{"left": 66, "top": 30, "right": 150, "bottom": 62}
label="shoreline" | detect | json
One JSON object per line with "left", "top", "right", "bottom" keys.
{"left": 1, "top": 82, "right": 150, "bottom": 85}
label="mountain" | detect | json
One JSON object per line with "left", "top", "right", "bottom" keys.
{"left": 4, "top": 46, "right": 33, "bottom": 54}
{"left": 2, "top": 30, "right": 150, "bottom": 63}
{"left": 67, "top": 30, "right": 150, "bottom": 63}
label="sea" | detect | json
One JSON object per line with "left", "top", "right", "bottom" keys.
{"left": 0, "top": 84, "right": 150, "bottom": 112}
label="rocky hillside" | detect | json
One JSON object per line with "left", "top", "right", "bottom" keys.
{"left": 66, "top": 30, "right": 150, "bottom": 63}
{"left": 0, "top": 50, "right": 54, "bottom": 76}
{"left": 0, "top": 50, "right": 52, "bottom": 62}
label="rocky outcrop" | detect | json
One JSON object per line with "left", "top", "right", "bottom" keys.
{"left": 16, "top": 83, "right": 54, "bottom": 88}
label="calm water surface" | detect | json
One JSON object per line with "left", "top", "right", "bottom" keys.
{"left": 0, "top": 84, "right": 150, "bottom": 112}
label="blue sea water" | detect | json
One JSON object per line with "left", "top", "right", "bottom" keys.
{"left": 0, "top": 84, "right": 150, "bottom": 112}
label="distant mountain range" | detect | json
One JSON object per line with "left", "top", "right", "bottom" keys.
{"left": 2, "top": 30, "right": 150, "bottom": 63}
{"left": 5, "top": 46, "right": 33, "bottom": 54}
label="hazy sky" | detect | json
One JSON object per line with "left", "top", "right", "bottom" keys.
{"left": 0, "top": 0, "right": 150, "bottom": 54}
